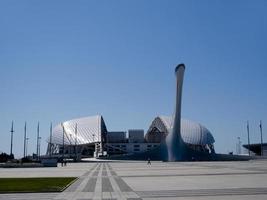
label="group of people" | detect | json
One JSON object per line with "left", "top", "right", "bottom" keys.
{"left": 61, "top": 159, "right": 67, "bottom": 167}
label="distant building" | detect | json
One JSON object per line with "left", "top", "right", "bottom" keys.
{"left": 243, "top": 143, "right": 267, "bottom": 156}
{"left": 146, "top": 116, "right": 215, "bottom": 153}
{"left": 46, "top": 115, "right": 215, "bottom": 159}
{"left": 128, "top": 129, "right": 144, "bottom": 143}
{"left": 106, "top": 131, "right": 126, "bottom": 143}
{"left": 45, "top": 64, "right": 251, "bottom": 161}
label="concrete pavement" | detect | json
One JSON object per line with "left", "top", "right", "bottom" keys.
{"left": 1, "top": 160, "right": 267, "bottom": 199}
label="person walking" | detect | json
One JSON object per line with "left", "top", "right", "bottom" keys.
{"left": 147, "top": 157, "right": 151, "bottom": 165}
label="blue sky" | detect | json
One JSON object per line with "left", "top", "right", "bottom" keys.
{"left": 0, "top": 0, "right": 266, "bottom": 157}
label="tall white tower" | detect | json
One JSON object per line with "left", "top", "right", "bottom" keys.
{"left": 167, "top": 64, "right": 186, "bottom": 161}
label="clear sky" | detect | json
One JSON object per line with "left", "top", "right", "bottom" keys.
{"left": 0, "top": 0, "right": 266, "bottom": 157}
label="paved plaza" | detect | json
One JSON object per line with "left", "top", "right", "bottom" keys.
{"left": 1, "top": 160, "right": 267, "bottom": 199}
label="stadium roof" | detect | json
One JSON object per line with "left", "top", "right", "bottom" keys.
{"left": 49, "top": 115, "right": 107, "bottom": 145}
{"left": 147, "top": 116, "right": 215, "bottom": 145}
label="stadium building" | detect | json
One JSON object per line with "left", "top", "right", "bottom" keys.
{"left": 46, "top": 115, "right": 215, "bottom": 160}
{"left": 46, "top": 63, "right": 251, "bottom": 161}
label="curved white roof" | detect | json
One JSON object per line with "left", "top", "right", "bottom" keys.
{"left": 50, "top": 115, "right": 107, "bottom": 145}
{"left": 147, "top": 116, "right": 215, "bottom": 145}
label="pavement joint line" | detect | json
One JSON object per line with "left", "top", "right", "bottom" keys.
{"left": 113, "top": 177, "right": 133, "bottom": 192}
{"left": 102, "top": 177, "right": 114, "bottom": 192}
{"left": 107, "top": 164, "right": 142, "bottom": 200}
{"left": 82, "top": 163, "right": 101, "bottom": 193}
{"left": 102, "top": 164, "right": 108, "bottom": 177}
{"left": 92, "top": 163, "right": 103, "bottom": 200}
{"left": 66, "top": 163, "right": 98, "bottom": 192}
{"left": 54, "top": 163, "right": 99, "bottom": 199}
{"left": 102, "top": 191, "right": 113, "bottom": 199}
{"left": 106, "top": 164, "right": 126, "bottom": 200}
{"left": 82, "top": 177, "right": 97, "bottom": 192}
{"left": 107, "top": 164, "right": 125, "bottom": 200}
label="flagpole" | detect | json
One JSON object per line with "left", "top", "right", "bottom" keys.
{"left": 247, "top": 121, "right": 250, "bottom": 156}
{"left": 75, "top": 123, "right": 77, "bottom": 161}
{"left": 38, "top": 136, "right": 41, "bottom": 159}
{"left": 50, "top": 122, "right": 52, "bottom": 157}
{"left": 61, "top": 123, "right": 65, "bottom": 159}
{"left": 26, "top": 137, "right": 29, "bottom": 157}
{"left": 10, "top": 121, "right": 14, "bottom": 157}
{"left": 260, "top": 120, "right": 263, "bottom": 156}
{"left": 23, "top": 122, "right": 27, "bottom": 158}
{"left": 37, "top": 122, "right": 40, "bottom": 160}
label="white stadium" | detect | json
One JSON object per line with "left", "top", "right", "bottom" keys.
{"left": 47, "top": 115, "right": 215, "bottom": 160}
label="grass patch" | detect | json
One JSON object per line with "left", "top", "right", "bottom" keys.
{"left": 0, "top": 177, "right": 76, "bottom": 193}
